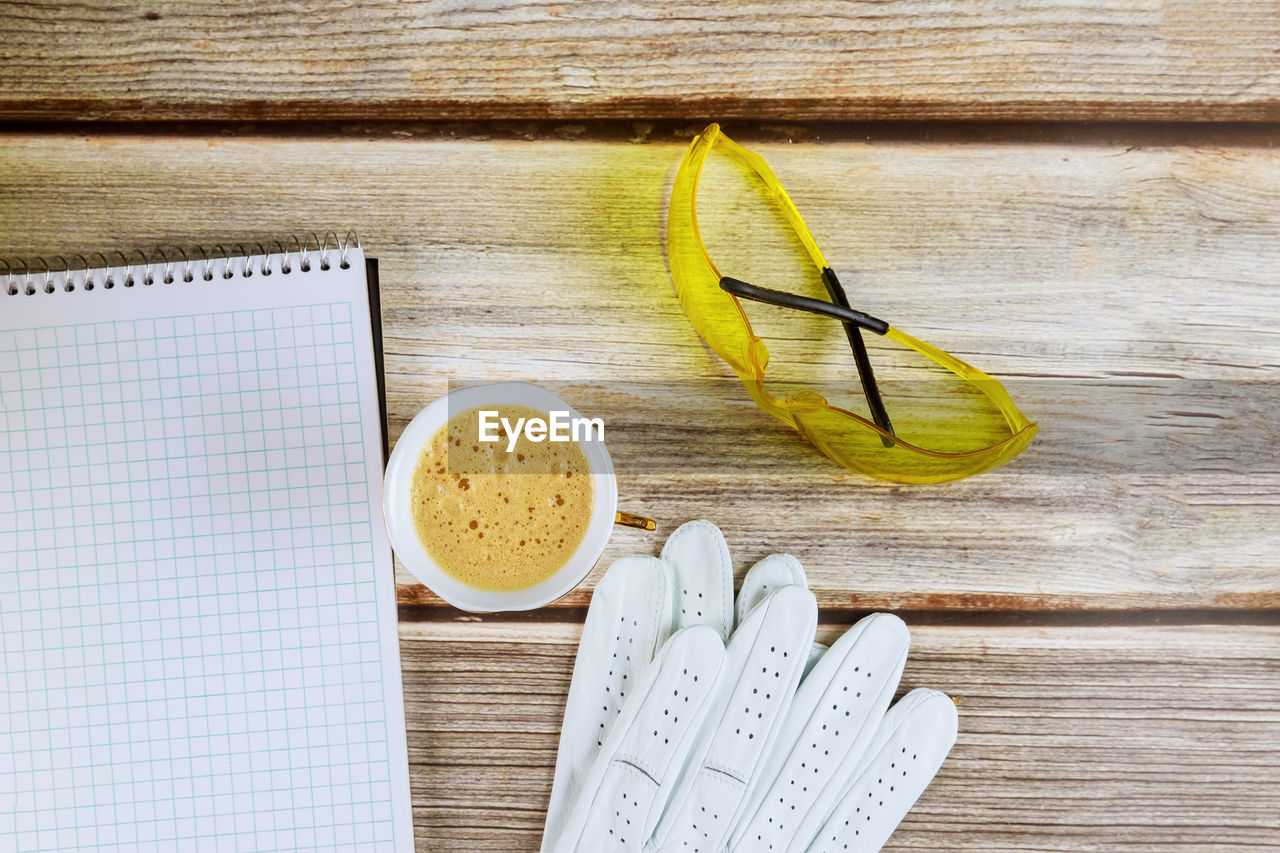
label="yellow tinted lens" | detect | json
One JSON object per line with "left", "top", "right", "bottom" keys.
{"left": 741, "top": 329, "right": 1036, "bottom": 484}
{"left": 876, "top": 327, "right": 1033, "bottom": 455}
{"left": 668, "top": 125, "right": 1037, "bottom": 483}
{"left": 668, "top": 129, "right": 757, "bottom": 376}
{"left": 793, "top": 402, "right": 1037, "bottom": 484}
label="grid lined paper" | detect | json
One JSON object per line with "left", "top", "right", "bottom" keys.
{"left": 0, "top": 250, "right": 409, "bottom": 853}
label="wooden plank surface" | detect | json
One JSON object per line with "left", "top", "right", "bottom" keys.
{"left": 4, "top": 40, "right": 1279, "bottom": 853}
{"left": 2, "top": 129, "right": 1277, "bottom": 610}
{"left": 5, "top": 1, "right": 1280, "bottom": 122}
{"left": 6, "top": 3, "right": 1280, "bottom": 849}
{"left": 399, "top": 619, "right": 1280, "bottom": 851}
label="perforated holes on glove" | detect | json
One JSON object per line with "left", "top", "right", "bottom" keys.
{"left": 808, "top": 690, "right": 957, "bottom": 853}
{"left": 643, "top": 663, "right": 699, "bottom": 749}
{"left": 810, "top": 740, "right": 922, "bottom": 852}
{"left": 751, "top": 675, "right": 868, "bottom": 848}
{"left": 592, "top": 617, "right": 646, "bottom": 748}
{"left": 588, "top": 768, "right": 654, "bottom": 849}
{"left": 742, "top": 614, "right": 909, "bottom": 852}
{"left": 573, "top": 637, "right": 722, "bottom": 853}
{"left": 653, "top": 588, "right": 816, "bottom": 853}
{"left": 658, "top": 639, "right": 795, "bottom": 853}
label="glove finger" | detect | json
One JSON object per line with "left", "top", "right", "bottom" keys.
{"left": 661, "top": 520, "right": 734, "bottom": 641}
{"left": 648, "top": 585, "right": 818, "bottom": 853}
{"left": 804, "top": 689, "right": 958, "bottom": 853}
{"left": 736, "top": 553, "right": 807, "bottom": 627}
{"left": 730, "top": 613, "right": 910, "bottom": 853}
{"left": 542, "top": 555, "right": 674, "bottom": 850}
{"left": 553, "top": 626, "right": 727, "bottom": 853}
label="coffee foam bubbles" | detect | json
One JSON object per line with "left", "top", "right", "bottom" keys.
{"left": 410, "top": 405, "right": 594, "bottom": 592}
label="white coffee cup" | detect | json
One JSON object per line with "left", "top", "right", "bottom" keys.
{"left": 383, "top": 382, "right": 649, "bottom": 612}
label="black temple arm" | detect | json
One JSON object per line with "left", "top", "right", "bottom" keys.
{"left": 720, "top": 274, "right": 895, "bottom": 440}
{"left": 720, "top": 277, "right": 888, "bottom": 334}
{"left": 819, "top": 268, "right": 894, "bottom": 439}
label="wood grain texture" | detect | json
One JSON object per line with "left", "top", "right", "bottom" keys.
{"left": 5, "top": 1, "right": 1280, "bottom": 122}
{"left": 399, "top": 620, "right": 1280, "bottom": 851}
{"left": 1, "top": 131, "right": 1278, "bottom": 610}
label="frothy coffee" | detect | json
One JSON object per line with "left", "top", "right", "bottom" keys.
{"left": 409, "top": 405, "right": 594, "bottom": 592}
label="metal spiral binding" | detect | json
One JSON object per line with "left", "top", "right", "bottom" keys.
{"left": 3, "top": 231, "right": 360, "bottom": 297}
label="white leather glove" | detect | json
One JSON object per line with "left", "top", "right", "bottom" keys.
{"left": 543, "top": 520, "right": 817, "bottom": 853}
{"left": 726, "top": 621, "right": 957, "bottom": 853}
{"left": 641, "top": 574, "right": 817, "bottom": 852}
{"left": 542, "top": 520, "right": 957, "bottom": 853}
{"left": 797, "top": 689, "right": 958, "bottom": 852}
{"left": 541, "top": 520, "right": 736, "bottom": 852}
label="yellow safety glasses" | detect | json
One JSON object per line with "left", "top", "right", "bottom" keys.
{"left": 668, "top": 124, "right": 1037, "bottom": 484}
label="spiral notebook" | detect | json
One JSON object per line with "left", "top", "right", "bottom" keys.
{"left": 0, "top": 240, "right": 412, "bottom": 852}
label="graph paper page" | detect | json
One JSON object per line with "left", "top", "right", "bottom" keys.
{"left": 0, "top": 249, "right": 411, "bottom": 852}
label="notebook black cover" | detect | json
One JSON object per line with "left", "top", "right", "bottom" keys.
{"left": 365, "top": 257, "right": 389, "bottom": 463}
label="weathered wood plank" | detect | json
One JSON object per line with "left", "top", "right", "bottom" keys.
{"left": 398, "top": 620, "right": 1280, "bottom": 851}
{"left": 5, "top": 1, "right": 1280, "bottom": 121}
{"left": 1, "top": 132, "right": 1278, "bottom": 609}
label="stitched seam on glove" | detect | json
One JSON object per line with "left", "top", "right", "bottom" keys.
{"left": 700, "top": 764, "right": 748, "bottom": 784}
{"left": 614, "top": 758, "right": 661, "bottom": 787}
